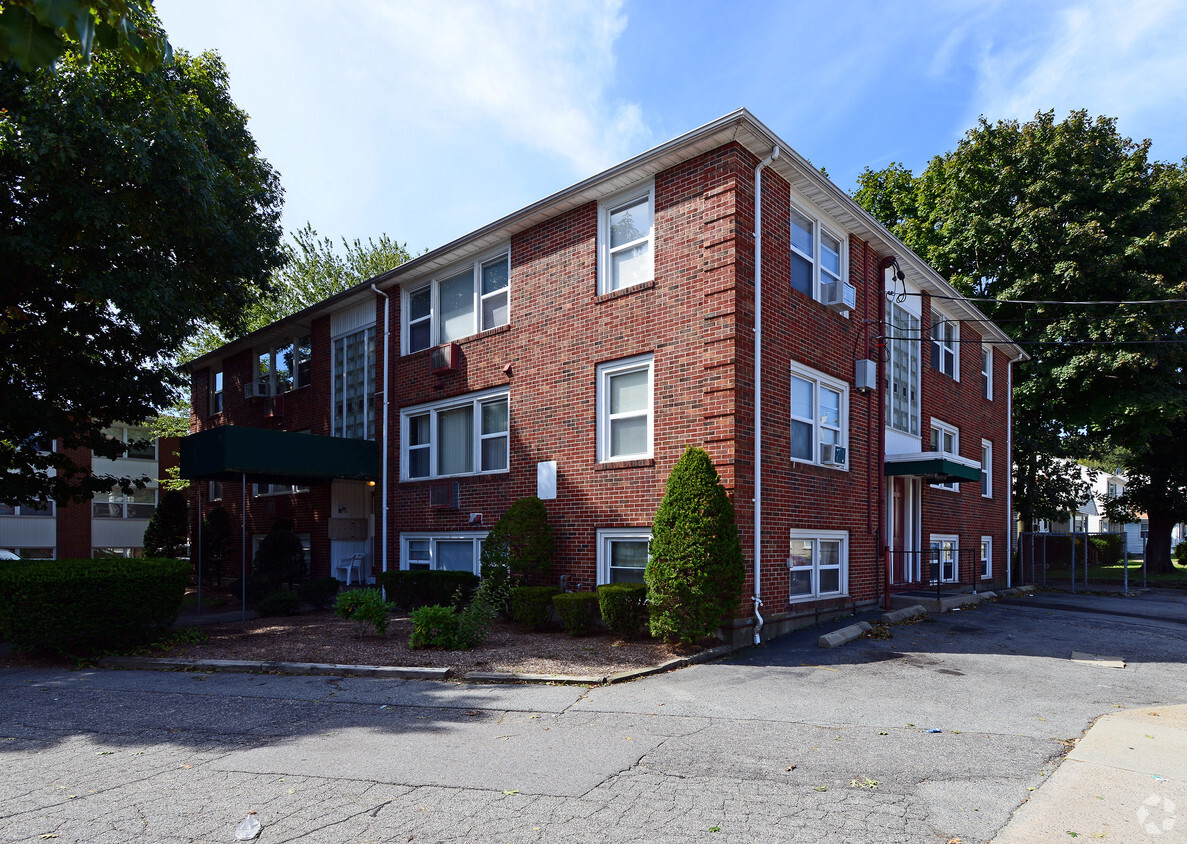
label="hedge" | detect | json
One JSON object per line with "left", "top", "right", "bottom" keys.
{"left": 597, "top": 583, "right": 649, "bottom": 638}
{"left": 552, "top": 591, "right": 600, "bottom": 636}
{"left": 375, "top": 569, "right": 479, "bottom": 610}
{"left": 510, "top": 585, "right": 561, "bottom": 630}
{"left": 0, "top": 557, "right": 188, "bottom": 654}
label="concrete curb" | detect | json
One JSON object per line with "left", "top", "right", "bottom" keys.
{"left": 818, "top": 621, "right": 872, "bottom": 648}
{"left": 463, "top": 644, "right": 737, "bottom": 686}
{"left": 882, "top": 604, "right": 927, "bottom": 624}
{"left": 98, "top": 655, "right": 451, "bottom": 681}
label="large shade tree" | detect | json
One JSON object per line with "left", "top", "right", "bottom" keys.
{"left": 1, "top": 43, "right": 285, "bottom": 507}
{"left": 854, "top": 110, "right": 1187, "bottom": 572}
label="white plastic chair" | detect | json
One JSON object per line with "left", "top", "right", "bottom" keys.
{"left": 335, "top": 553, "right": 364, "bottom": 585}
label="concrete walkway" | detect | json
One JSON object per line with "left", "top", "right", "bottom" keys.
{"left": 993, "top": 704, "right": 1186, "bottom": 842}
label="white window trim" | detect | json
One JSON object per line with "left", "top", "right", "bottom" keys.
{"left": 981, "top": 345, "right": 993, "bottom": 400}
{"left": 930, "top": 534, "right": 960, "bottom": 584}
{"left": 92, "top": 486, "right": 157, "bottom": 520}
{"left": 980, "top": 535, "right": 993, "bottom": 580}
{"left": 400, "top": 532, "right": 488, "bottom": 576}
{"left": 596, "top": 353, "right": 654, "bottom": 463}
{"left": 931, "top": 309, "right": 960, "bottom": 380}
{"left": 210, "top": 367, "right": 224, "bottom": 415}
{"left": 787, "top": 528, "right": 849, "bottom": 603}
{"left": 402, "top": 247, "right": 511, "bottom": 355}
{"left": 789, "top": 361, "right": 848, "bottom": 470}
{"left": 981, "top": 439, "right": 993, "bottom": 499}
{"left": 887, "top": 303, "right": 920, "bottom": 437}
{"left": 6, "top": 547, "right": 55, "bottom": 560}
{"left": 788, "top": 199, "right": 848, "bottom": 304}
{"left": 400, "top": 387, "right": 510, "bottom": 481}
{"left": 598, "top": 183, "right": 655, "bottom": 295}
{"left": 930, "top": 418, "right": 960, "bottom": 492}
{"left": 596, "top": 527, "right": 652, "bottom": 586}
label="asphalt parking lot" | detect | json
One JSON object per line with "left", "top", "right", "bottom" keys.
{"left": 1, "top": 590, "right": 1184, "bottom": 843}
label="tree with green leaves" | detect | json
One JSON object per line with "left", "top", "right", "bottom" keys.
{"left": 854, "top": 111, "right": 1187, "bottom": 571}
{"left": 645, "top": 446, "right": 745, "bottom": 644}
{"left": 143, "top": 489, "right": 188, "bottom": 558}
{"left": 0, "top": 0, "right": 171, "bottom": 73}
{"left": 1, "top": 43, "right": 284, "bottom": 508}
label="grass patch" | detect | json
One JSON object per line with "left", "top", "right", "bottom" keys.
{"left": 1042, "top": 560, "right": 1187, "bottom": 586}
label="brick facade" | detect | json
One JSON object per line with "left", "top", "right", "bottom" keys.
{"left": 187, "top": 113, "right": 1018, "bottom": 639}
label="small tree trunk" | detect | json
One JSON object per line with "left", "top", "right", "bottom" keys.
{"left": 1144, "top": 512, "right": 1177, "bottom": 575}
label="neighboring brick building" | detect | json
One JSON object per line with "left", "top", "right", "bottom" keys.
{"left": 185, "top": 110, "right": 1022, "bottom": 642}
{"left": 0, "top": 425, "right": 178, "bottom": 560}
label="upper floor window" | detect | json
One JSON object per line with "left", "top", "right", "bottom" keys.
{"left": 981, "top": 345, "right": 993, "bottom": 400}
{"left": 599, "top": 184, "right": 654, "bottom": 295}
{"left": 405, "top": 251, "right": 510, "bottom": 354}
{"left": 103, "top": 425, "right": 156, "bottom": 461}
{"left": 209, "top": 480, "right": 223, "bottom": 501}
{"left": 930, "top": 419, "right": 959, "bottom": 492}
{"left": 401, "top": 388, "right": 509, "bottom": 480}
{"left": 789, "top": 204, "right": 845, "bottom": 301}
{"left": 210, "top": 368, "right": 224, "bottom": 414}
{"left": 93, "top": 487, "right": 156, "bottom": 519}
{"left": 887, "top": 304, "right": 920, "bottom": 436}
{"left": 596, "top": 354, "right": 654, "bottom": 462}
{"left": 790, "top": 362, "right": 847, "bottom": 468}
{"left": 257, "top": 336, "right": 312, "bottom": 396}
{"left": 931, "top": 311, "right": 958, "bottom": 379}
{"left": 981, "top": 439, "right": 992, "bottom": 498}
{"left": 0, "top": 499, "right": 53, "bottom": 517}
{"left": 333, "top": 326, "right": 376, "bottom": 440}
{"left": 253, "top": 482, "right": 309, "bottom": 496}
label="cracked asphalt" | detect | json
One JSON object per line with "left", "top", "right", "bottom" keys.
{"left": 2, "top": 590, "right": 1185, "bottom": 843}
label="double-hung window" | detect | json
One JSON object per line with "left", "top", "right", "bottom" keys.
{"left": 980, "top": 536, "right": 992, "bottom": 580}
{"left": 405, "top": 251, "right": 510, "bottom": 353}
{"left": 211, "top": 368, "right": 224, "bottom": 414}
{"left": 981, "top": 439, "right": 992, "bottom": 498}
{"left": 103, "top": 425, "right": 156, "bottom": 461}
{"left": 788, "top": 530, "right": 848, "bottom": 601}
{"left": 887, "top": 304, "right": 920, "bottom": 436}
{"left": 93, "top": 487, "right": 156, "bottom": 519}
{"left": 333, "top": 326, "right": 376, "bottom": 439}
{"left": 930, "top": 535, "right": 959, "bottom": 583}
{"left": 789, "top": 204, "right": 845, "bottom": 301}
{"left": 599, "top": 184, "right": 654, "bottom": 294}
{"left": 597, "top": 528, "right": 651, "bottom": 585}
{"left": 790, "top": 363, "right": 847, "bottom": 468}
{"left": 596, "top": 354, "right": 653, "bottom": 462}
{"left": 402, "top": 533, "right": 486, "bottom": 574}
{"left": 931, "top": 310, "right": 958, "bottom": 379}
{"left": 257, "top": 336, "right": 312, "bottom": 396}
{"left": 402, "top": 389, "right": 510, "bottom": 480}
{"left": 981, "top": 345, "right": 993, "bottom": 400}
{"left": 930, "top": 419, "right": 959, "bottom": 491}
{"left": 253, "top": 482, "right": 308, "bottom": 496}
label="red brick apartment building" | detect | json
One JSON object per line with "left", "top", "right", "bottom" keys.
{"left": 0, "top": 426, "right": 178, "bottom": 560}
{"left": 183, "top": 110, "right": 1022, "bottom": 643}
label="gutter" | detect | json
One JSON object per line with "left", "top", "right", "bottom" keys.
{"left": 752, "top": 145, "right": 779, "bottom": 644}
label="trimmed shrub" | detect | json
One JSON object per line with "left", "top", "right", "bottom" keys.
{"left": 597, "top": 583, "right": 649, "bottom": 638}
{"left": 409, "top": 604, "right": 458, "bottom": 649}
{"left": 1176, "top": 542, "right": 1187, "bottom": 565}
{"left": 334, "top": 588, "right": 394, "bottom": 637}
{"left": 143, "top": 489, "right": 189, "bottom": 558}
{"left": 228, "top": 574, "right": 270, "bottom": 608}
{"left": 552, "top": 591, "right": 600, "bottom": 637}
{"left": 255, "top": 588, "right": 301, "bottom": 617}
{"left": 298, "top": 576, "right": 340, "bottom": 609}
{"left": 1089, "top": 534, "right": 1125, "bottom": 567}
{"left": 510, "top": 585, "right": 561, "bottom": 631}
{"left": 375, "top": 569, "right": 479, "bottom": 610}
{"left": 480, "top": 497, "right": 554, "bottom": 585}
{"left": 646, "top": 446, "right": 745, "bottom": 644}
{"left": 0, "top": 558, "right": 188, "bottom": 654}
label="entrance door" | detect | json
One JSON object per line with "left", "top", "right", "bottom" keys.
{"left": 331, "top": 480, "right": 373, "bottom": 582}
{"left": 889, "top": 477, "right": 921, "bottom": 584}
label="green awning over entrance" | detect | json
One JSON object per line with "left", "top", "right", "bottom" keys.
{"left": 884, "top": 453, "right": 981, "bottom": 484}
{"left": 179, "top": 426, "right": 379, "bottom": 483}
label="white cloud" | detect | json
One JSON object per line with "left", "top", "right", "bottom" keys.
{"left": 360, "top": 0, "right": 651, "bottom": 175}
{"left": 969, "top": 0, "right": 1187, "bottom": 149}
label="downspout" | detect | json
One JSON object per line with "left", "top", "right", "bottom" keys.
{"left": 752, "top": 145, "right": 779, "bottom": 645}
{"left": 877, "top": 256, "right": 897, "bottom": 610}
{"left": 371, "top": 284, "right": 391, "bottom": 576}
{"left": 1006, "top": 352, "right": 1022, "bottom": 588}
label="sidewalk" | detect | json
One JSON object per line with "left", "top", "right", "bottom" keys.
{"left": 993, "top": 705, "right": 1186, "bottom": 842}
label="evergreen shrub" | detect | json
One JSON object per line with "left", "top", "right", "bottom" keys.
{"left": 0, "top": 557, "right": 188, "bottom": 654}
{"left": 1088, "top": 534, "right": 1125, "bottom": 567}
{"left": 375, "top": 569, "right": 479, "bottom": 609}
{"left": 334, "top": 588, "right": 394, "bottom": 636}
{"left": 509, "top": 585, "right": 561, "bottom": 631}
{"left": 298, "top": 576, "right": 340, "bottom": 609}
{"left": 597, "top": 583, "right": 649, "bottom": 638}
{"left": 480, "top": 497, "right": 554, "bottom": 585}
{"left": 255, "top": 588, "right": 301, "bottom": 617}
{"left": 552, "top": 591, "right": 600, "bottom": 636}
{"left": 645, "top": 446, "right": 745, "bottom": 644}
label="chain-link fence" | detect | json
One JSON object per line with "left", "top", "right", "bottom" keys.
{"left": 1016, "top": 531, "right": 1147, "bottom": 592}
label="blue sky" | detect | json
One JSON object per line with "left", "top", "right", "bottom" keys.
{"left": 156, "top": 0, "right": 1187, "bottom": 257}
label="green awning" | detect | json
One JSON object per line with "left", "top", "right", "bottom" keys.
{"left": 884, "top": 453, "right": 981, "bottom": 484}
{"left": 179, "top": 426, "right": 379, "bottom": 483}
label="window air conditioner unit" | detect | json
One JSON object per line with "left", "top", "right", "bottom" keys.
{"left": 820, "top": 443, "right": 847, "bottom": 466}
{"left": 822, "top": 281, "right": 857, "bottom": 313}
{"left": 428, "top": 480, "right": 459, "bottom": 509}
{"left": 244, "top": 382, "right": 269, "bottom": 399}
{"left": 430, "top": 342, "right": 461, "bottom": 374}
